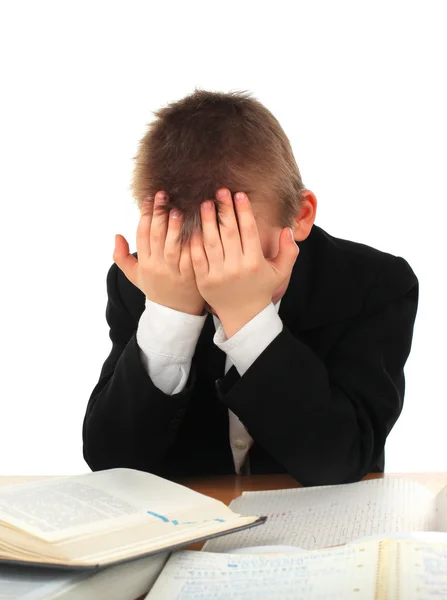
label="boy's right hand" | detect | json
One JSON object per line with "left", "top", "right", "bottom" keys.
{"left": 113, "top": 191, "right": 205, "bottom": 316}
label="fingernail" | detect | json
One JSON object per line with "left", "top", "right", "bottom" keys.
{"left": 235, "top": 192, "right": 245, "bottom": 203}
{"left": 171, "top": 209, "right": 181, "bottom": 219}
{"left": 156, "top": 192, "right": 167, "bottom": 202}
{"left": 289, "top": 228, "right": 295, "bottom": 241}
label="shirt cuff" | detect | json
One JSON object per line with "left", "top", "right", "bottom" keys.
{"left": 214, "top": 302, "right": 283, "bottom": 376}
{"left": 136, "top": 297, "right": 207, "bottom": 360}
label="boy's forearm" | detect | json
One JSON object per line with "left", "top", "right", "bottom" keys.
{"left": 136, "top": 298, "right": 207, "bottom": 396}
{"left": 217, "top": 327, "right": 375, "bottom": 486}
{"left": 217, "top": 300, "right": 273, "bottom": 339}
{"left": 214, "top": 303, "right": 283, "bottom": 376}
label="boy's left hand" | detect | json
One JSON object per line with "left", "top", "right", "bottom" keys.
{"left": 190, "top": 188, "right": 299, "bottom": 338}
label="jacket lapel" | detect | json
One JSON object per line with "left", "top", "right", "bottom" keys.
{"left": 279, "top": 224, "right": 363, "bottom": 332}
{"left": 197, "top": 311, "right": 227, "bottom": 381}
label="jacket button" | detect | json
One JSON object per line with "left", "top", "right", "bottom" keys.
{"left": 233, "top": 439, "right": 247, "bottom": 450}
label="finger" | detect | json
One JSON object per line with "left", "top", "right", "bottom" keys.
{"left": 178, "top": 237, "right": 194, "bottom": 276}
{"left": 268, "top": 227, "right": 300, "bottom": 277}
{"left": 200, "top": 200, "right": 224, "bottom": 267}
{"left": 164, "top": 208, "right": 183, "bottom": 267}
{"left": 113, "top": 233, "right": 138, "bottom": 285}
{"left": 190, "top": 229, "right": 209, "bottom": 278}
{"left": 150, "top": 191, "right": 169, "bottom": 260}
{"left": 215, "top": 188, "right": 242, "bottom": 261}
{"left": 136, "top": 196, "right": 154, "bottom": 258}
{"left": 233, "top": 192, "right": 263, "bottom": 260}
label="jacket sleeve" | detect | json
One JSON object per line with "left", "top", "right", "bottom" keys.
{"left": 82, "top": 262, "right": 197, "bottom": 473}
{"left": 217, "top": 276, "right": 419, "bottom": 487}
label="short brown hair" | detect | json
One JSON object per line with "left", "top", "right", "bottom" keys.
{"left": 130, "top": 88, "right": 306, "bottom": 245}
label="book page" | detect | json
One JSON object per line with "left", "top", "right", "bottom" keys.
{"left": 204, "top": 478, "right": 435, "bottom": 552}
{"left": 145, "top": 542, "right": 380, "bottom": 600}
{"left": 0, "top": 469, "right": 240, "bottom": 542}
{"left": 395, "top": 540, "right": 447, "bottom": 599}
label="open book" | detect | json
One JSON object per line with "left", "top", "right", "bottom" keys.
{"left": 143, "top": 538, "right": 447, "bottom": 599}
{"left": 204, "top": 476, "right": 447, "bottom": 552}
{"left": 0, "top": 469, "right": 263, "bottom": 569}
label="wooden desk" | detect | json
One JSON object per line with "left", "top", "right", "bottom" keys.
{"left": 177, "top": 472, "right": 447, "bottom": 501}
{"left": 2, "top": 472, "right": 447, "bottom": 496}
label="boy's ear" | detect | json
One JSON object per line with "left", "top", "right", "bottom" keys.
{"left": 292, "top": 190, "right": 317, "bottom": 242}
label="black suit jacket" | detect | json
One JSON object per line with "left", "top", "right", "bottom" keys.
{"left": 83, "top": 224, "right": 418, "bottom": 486}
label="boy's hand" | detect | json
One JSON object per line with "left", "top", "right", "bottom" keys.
{"left": 113, "top": 192, "right": 205, "bottom": 316}
{"left": 190, "top": 188, "right": 299, "bottom": 337}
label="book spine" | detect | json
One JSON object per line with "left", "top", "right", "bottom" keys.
{"left": 374, "top": 539, "right": 391, "bottom": 600}
{"left": 374, "top": 539, "right": 401, "bottom": 600}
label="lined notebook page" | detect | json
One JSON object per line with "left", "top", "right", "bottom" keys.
{"left": 397, "top": 541, "right": 447, "bottom": 600}
{"left": 204, "top": 478, "right": 435, "bottom": 552}
{"left": 146, "top": 543, "right": 379, "bottom": 600}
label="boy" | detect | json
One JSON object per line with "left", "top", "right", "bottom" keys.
{"left": 83, "top": 89, "right": 418, "bottom": 486}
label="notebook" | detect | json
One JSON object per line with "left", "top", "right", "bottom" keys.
{"left": 203, "top": 476, "right": 447, "bottom": 552}
{"left": 143, "top": 538, "right": 447, "bottom": 599}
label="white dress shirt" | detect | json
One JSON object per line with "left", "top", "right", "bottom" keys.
{"left": 136, "top": 297, "right": 283, "bottom": 474}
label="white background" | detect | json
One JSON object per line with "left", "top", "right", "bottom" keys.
{"left": 0, "top": 1, "right": 445, "bottom": 475}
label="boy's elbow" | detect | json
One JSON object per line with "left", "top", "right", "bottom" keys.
{"left": 82, "top": 431, "right": 108, "bottom": 472}
{"left": 294, "top": 462, "right": 370, "bottom": 487}
{"left": 82, "top": 414, "right": 120, "bottom": 472}
{"left": 288, "top": 437, "right": 375, "bottom": 487}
